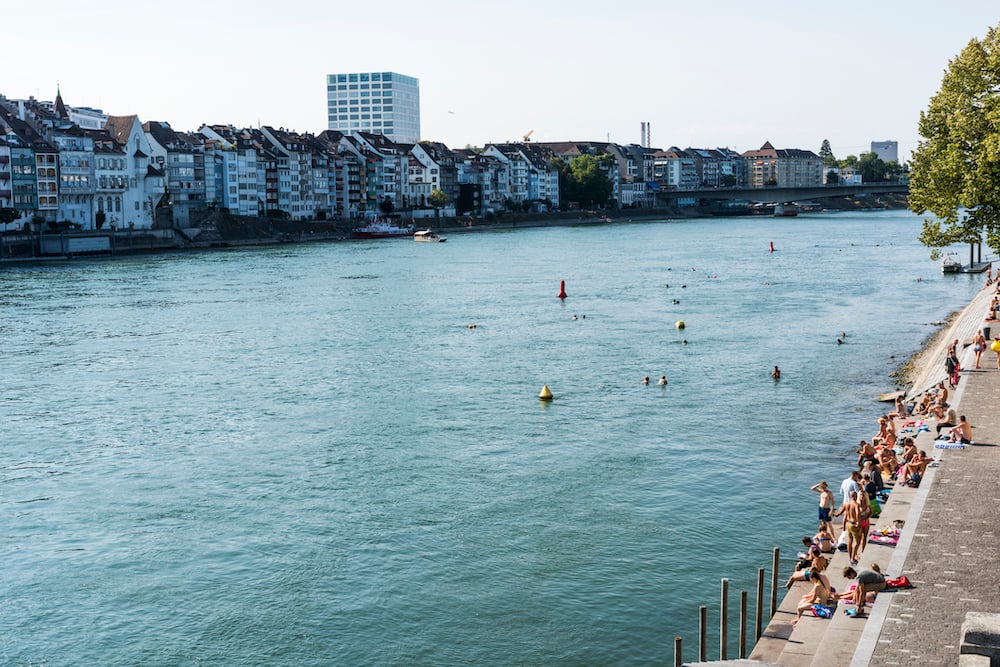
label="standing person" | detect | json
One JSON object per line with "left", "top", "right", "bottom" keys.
{"left": 856, "top": 489, "right": 874, "bottom": 549}
{"left": 833, "top": 491, "right": 863, "bottom": 565}
{"left": 946, "top": 344, "right": 962, "bottom": 387}
{"left": 810, "top": 481, "right": 835, "bottom": 536}
{"left": 839, "top": 471, "right": 861, "bottom": 508}
{"left": 973, "top": 330, "right": 987, "bottom": 369}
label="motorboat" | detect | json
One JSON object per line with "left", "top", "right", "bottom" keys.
{"left": 414, "top": 229, "right": 446, "bottom": 242}
{"left": 941, "top": 252, "right": 962, "bottom": 274}
{"left": 351, "top": 219, "right": 415, "bottom": 239}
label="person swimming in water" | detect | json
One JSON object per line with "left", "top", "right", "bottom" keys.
{"left": 658, "top": 375, "right": 668, "bottom": 385}
{"left": 772, "top": 366, "right": 781, "bottom": 379}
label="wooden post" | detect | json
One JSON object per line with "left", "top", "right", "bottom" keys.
{"left": 720, "top": 578, "right": 729, "bottom": 660}
{"left": 673, "top": 636, "right": 682, "bottom": 667}
{"left": 756, "top": 567, "right": 765, "bottom": 640}
{"left": 699, "top": 605, "right": 707, "bottom": 662}
{"left": 771, "top": 547, "right": 780, "bottom": 618}
{"left": 740, "top": 590, "right": 748, "bottom": 658}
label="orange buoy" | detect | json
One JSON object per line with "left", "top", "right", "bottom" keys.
{"left": 557, "top": 280, "right": 567, "bottom": 299}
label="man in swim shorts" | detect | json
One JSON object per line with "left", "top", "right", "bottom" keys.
{"left": 949, "top": 415, "right": 973, "bottom": 444}
{"left": 810, "top": 480, "right": 835, "bottom": 535}
{"left": 834, "top": 491, "right": 863, "bottom": 565}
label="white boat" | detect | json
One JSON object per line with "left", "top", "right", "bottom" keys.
{"left": 941, "top": 252, "right": 962, "bottom": 274}
{"left": 352, "top": 219, "right": 414, "bottom": 239}
{"left": 414, "top": 229, "right": 446, "bottom": 243}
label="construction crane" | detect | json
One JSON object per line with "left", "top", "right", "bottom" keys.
{"left": 523, "top": 129, "right": 534, "bottom": 142}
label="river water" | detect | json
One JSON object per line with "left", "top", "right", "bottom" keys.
{"left": 1, "top": 211, "right": 986, "bottom": 666}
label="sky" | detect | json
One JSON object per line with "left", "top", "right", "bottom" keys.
{"left": 5, "top": 1, "right": 999, "bottom": 161}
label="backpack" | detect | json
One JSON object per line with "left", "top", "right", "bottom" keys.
{"left": 885, "top": 576, "right": 913, "bottom": 589}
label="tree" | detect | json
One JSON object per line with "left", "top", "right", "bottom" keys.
{"left": 568, "top": 154, "right": 614, "bottom": 207}
{"left": 379, "top": 196, "right": 394, "bottom": 215}
{"left": 0, "top": 207, "right": 19, "bottom": 226}
{"left": 95, "top": 210, "right": 106, "bottom": 230}
{"left": 910, "top": 24, "right": 1000, "bottom": 254}
{"left": 818, "top": 139, "right": 837, "bottom": 166}
{"left": 428, "top": 188, "right": 448, "bottom": 209}
{"left": 857, "top": 152, "right": 889, "bottom": 183}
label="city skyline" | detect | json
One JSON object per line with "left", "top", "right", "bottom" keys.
{"left": 6, "top": 1, "right": 999, "bottom": 160}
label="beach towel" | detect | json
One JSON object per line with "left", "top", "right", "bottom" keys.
{"left": 811, "top": 604, "right": 833, "bottom": 618}
{"left": 935, "top": 442, "right": 966, "bottom": 450}
{"left": 869, "top": 533, "right": 900, "bottom": 546}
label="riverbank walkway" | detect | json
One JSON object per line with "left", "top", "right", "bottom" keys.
{"left": 691, "top": 281, "right": 1000, "bottom": 667}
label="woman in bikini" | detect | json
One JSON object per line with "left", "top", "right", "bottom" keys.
{"left": 794, "top": 570, "right": 833, "bottom": 625}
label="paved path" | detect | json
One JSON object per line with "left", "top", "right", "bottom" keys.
{"left": 865, "top": 356, "right": 1000, "bottom": 665}
{"left": 737, "top": 281, "right": 1000, "bottom": 667}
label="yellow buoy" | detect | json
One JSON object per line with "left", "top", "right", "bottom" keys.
{"left": 991, "top": 340, "right": 1000, "bottom": 353}
{"left": 539, "top": 385, "right": 554, "bottom": 400}
{"left": 675, "top": 320, "right": 686, "bottom": 330}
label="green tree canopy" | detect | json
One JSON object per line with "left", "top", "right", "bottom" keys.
{"left": 818, "top": 139, "right": 838, "bottom": 166}
{"left": 0, "top": 207, "right": 20, "bottom": 225}
{"left": 428, "top": 188, "right": 448, "bottom": 209}
{"left": 910, "top": 24, "right": 1000, "bottom": 253}
{"left": 567, "top": 154, "right": 615, "bottom": 207}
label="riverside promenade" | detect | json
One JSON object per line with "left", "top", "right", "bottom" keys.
{"left": 691, "top": 279, "right": 1000, "bottom": 667}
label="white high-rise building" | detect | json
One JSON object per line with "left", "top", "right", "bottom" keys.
{"left": 326, "top": 71, "right": 420, "bottom": 143}
{"left": 870, "top": 140, "right": 898, "bottom": 163}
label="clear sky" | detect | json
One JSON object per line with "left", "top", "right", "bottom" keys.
{"left": 6, "top": 1, "right": 998, "bottom": 161}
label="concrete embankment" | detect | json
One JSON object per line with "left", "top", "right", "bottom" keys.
{"left": 730, "top": 279, "right": 999, "bottom": 667}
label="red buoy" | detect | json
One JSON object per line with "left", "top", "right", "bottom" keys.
{"left": 557, "top": 280, "right": 567, "bottom": 299}
{"left": 769, "top": 241, "right": 774, "bottom": 253}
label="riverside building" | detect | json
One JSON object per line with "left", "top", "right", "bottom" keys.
{"left": 326, "top": 71, "right": 420, "bottom": 144}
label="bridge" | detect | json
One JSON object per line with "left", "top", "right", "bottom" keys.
{"left": 653, "top": 182, "right": 908, "bottom": 206}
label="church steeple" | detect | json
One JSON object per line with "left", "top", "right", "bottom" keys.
{"left": 54, "top": 84, "right": 68, "bottom": 119}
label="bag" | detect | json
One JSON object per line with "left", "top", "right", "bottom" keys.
{"left": 837, "top": 531, "right": 849, "bottom": 551}
{"left": 885, "top": 576, "right": 913, "bottom": 589}
{"left": 811, "top": 604, "right": 833, "bottom": 618}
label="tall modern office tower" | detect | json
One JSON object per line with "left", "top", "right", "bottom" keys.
{"left": 326, "top": 71, "right": 420, "bottom": 143}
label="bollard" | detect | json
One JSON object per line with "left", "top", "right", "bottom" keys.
{"left": 674, "top": 636, "right": 682, "bottom": 667}
{"left": 771, "top": 547, "right": 780, "bottom": 618}
{"left": 756, "top": 567, "right": 765, "bottom": 641}
{"left": 699, "top": 605, "right": 707, "bottom": 662}
{"left": 740, "top": 590, "right": 748, "bottom": 658}
{"left": 720, "top": 578, "right": 729, "bottom": 660}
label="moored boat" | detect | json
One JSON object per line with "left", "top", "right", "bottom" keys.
{"left": 414, "top": 229, "right": 446, "bottom": 243}
{"left": 941, "top": 252, "right": 962, "bottom": 274}
{"left": 352, "top": 219, "right": 415, "bottom": 239}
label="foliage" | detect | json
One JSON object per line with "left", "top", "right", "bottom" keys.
{"left": 856, "top": 152, "right": 904, "bottom": 183}
{"left": 818, "top": 139, "right": 838, "bottom": 166}
{"left": 551, "top": 154, "right": 614, "bottom": 208}
{"left": 379, "top": 196, "right": 394, "bottom": 215}
{"left": 95, "top": 210, "right": 106, "bottom": 230}
{"left": 0, "top": 207, "right": 20, "bottom": 225}
{"left": 910, "top": 24, "right": 1000, "bottom": 252}
{"left": 428, "top": 188, "right": 448, "bottom": 209}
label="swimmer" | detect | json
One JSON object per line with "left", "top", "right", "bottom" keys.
{"left": 771, "top": 366, "right": 781, "bottom": 380}
{"left": 642, "top": 376, "right": 650, "bottom": 385}
{"left": 837, "top": 338, "right": 843, "bottom": 345}
{"left": 572, "top": 314, "right": 577, "bottom": 320}
{"left": 658, "top": 375, "right": 668, "bottom": 385}
{"left": 682, "top": 340, "right": 688, "bottom": 345}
